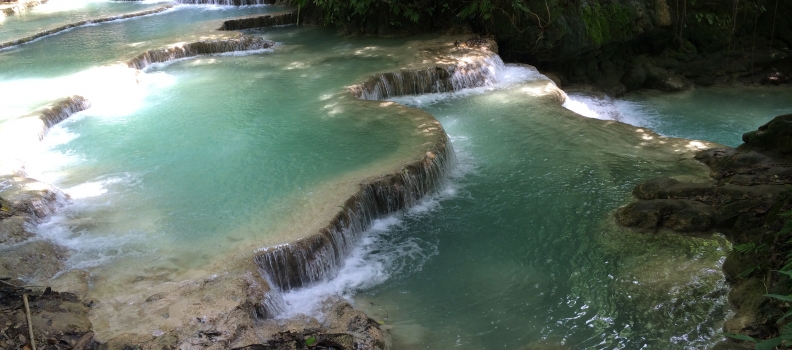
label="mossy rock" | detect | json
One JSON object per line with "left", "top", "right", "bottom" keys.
{"left": 616, "top": 199, "right": 716, "bottom": 232}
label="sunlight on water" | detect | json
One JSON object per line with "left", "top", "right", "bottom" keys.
{"left": 2, "top": 4, "right": 791, "bottom": 348}
{"left": 564, "top": 88, "right": 792, "bottom": 146}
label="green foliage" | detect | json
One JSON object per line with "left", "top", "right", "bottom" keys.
{"left": 693, "top": 12, "right": 731, "bottom": 29}
{"left": 780, "top": 210, "right": 792, "bottom": 235}
{"left": 723, "top": 332, "right": 757, "bottom": 342}
{"left": 579, "top": 1, "right": 631, "bottom": 46}
{"left": 305, "top": 336, "right": 316, "bottom": 346}
{"left": 730, "top": 320, "right": 792, "bottom": 349}
{"left": 756, "top": 337, "right": 784, "bottom": 350}
{"left": 778, "top": 309, "right": 792, "bottom": 324}
{"left": 765, "top": 294, "right": 792, "bottom": 302}
{"left": 735, "top": 242, "right": 766, "bottom": 254}
{"left": 738, "top": 264, "right": 761, "bottom": 278}
{"left": 295, "top": 0, "right": 552, "bottom": 33}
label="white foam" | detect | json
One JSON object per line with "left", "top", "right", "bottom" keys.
{"left": 278, "top": 216, "right": 403, "bottom": 318}
{"left": 175, "top": 3, "right": 272, "bottom": 10}
{"left": 562, "top": 93, "right": 623, "bottom": 121}
{"left": 390, "top": 64, "right": 550, "bottom": 108}
{"left": 139, "top": 47, "right": 275, "bottom": 71}
{"left": 613, "top": 99, "right": 661, "bottom": 129}
{"left": 34, "top": 173, "right": 149, "bottom": 270}
{"left": 64, "top": 181, "right": 107, "bottom": 199}
{"left": 277, "top": 137, "right": 475, "bottom": 319}
{"left": 563, "top": 93, "right": 659, "bottom": 129}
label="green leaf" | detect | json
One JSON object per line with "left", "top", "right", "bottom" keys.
{"left": 782, "top": 323, "right": 792, "bottom": 338}
{"left": 305, "top": 336, "right": 316, "bottom": 346}
{"left": 765, "top": 294, "right": 792, "bottom": 302}
{"left": 777, "top": 309, "right": 792, "bottom": 324}
{"left": 738, "top": 265, "right": 758, "bottom": 278}
{"left": 779, "top": 221, "right": 792, "bottom": 235}
{"left": 735, "top": 243, "right": 756, "bottom": 254}
{"left": 756, "top": 337, "right": 783, "bottom": 350}
{"left": 778, "top": 270, "right": 792, "bottom": 279}
{"left": 723, "top": 332, "right": 757, "bottom": 342}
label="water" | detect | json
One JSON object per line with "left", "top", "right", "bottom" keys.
{"left": 3, "top": 22, "right": 461, "bottom": 338}
{"left": 0, "top": 3, "right": 287, "bottom": 79}
{"left": 565, "top": 88, "right": 792, "bottom": 147}
{"left": 0, "top": 3, "right": 287, "bottom": 124}
{"left": 2, "top": 4, "right": 791, "bottom": 348}
{"left": 287, "top": 79, "right": 732, "bottom": 349}
{"left": 0, "top": 0, "right": 163, "bottom": 43}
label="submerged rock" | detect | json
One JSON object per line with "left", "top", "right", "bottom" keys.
{"left": 249, "top": 298, "right": 388, "bottom": 350}
{"left": 0, "top": 215, "right": 33, "bottom": 246}
{"left": 0, "top": 175, "right": 67, "bottom": 220}
{"left": 0, "top": 240, "right": 68, "bottom": 283}
{"left": 632, "top": 176, "right": 715, "bottom": 200}
{"left": 616, "top": 198, "right": 716, "bottom": 232}
{"left": 615, "top": 113, "right": 792, "bottom": 346}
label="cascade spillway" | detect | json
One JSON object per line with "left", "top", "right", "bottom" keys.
{"left": 254, "top": 141, "right": 454, "bottom": 291}
{"left": 3, "top": 7, "right": 780, "bottom": 348}
{"left": 253, "top": 37, "right": 504, "bottom": 295}
{"left": 126, "top": 35, "right": 274, "bottom": 70}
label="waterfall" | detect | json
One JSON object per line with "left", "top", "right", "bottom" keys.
{"left": 174, "top": 0, "right": 275, "bottom": 5}
{"left": 0, "top": 0, "right": 48, "bottom": 17}
{"left": 252, "top": 37, "right": 504, "bottom": 317}
{"left": 0, "top": 95, "right": 89, "bottom": 220}
{"left": 254, "top": 139, "right": 455, "bottom": 292}
{"left": 126, "top": 35, "right": 274, "bottom": 70}
{"left": 38, "top": 96, "right": 91, "bottom": 140}
{"left": 0, "top": 176, "right": 69, "bottom": 220}
{"left": 219, "top": 11, "right": 297, "bottom": 30}
{"left": 350, "top": 55, "right": 505, "bottom": 100}
{"left": 0, "top": 6, "right": 173, "bottom": 50}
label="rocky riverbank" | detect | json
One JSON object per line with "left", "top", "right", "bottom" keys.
{"left": 294, "top": 0, "right": 791, "bottom": 96}
{"left": 616, "top": 114, "right": 792, "bottom": 347}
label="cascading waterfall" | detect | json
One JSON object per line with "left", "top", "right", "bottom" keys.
{"left": 253, "top": 39, "right": 506, "bottom": 317}
{"left": 174, "top": 0, "right": 275, "bottom": 5}
{"left": 0, "top": 6, "right": 173, "bottom": 50}
{"left": 218, "top": 11, "right": 297, "bottom": 30}
{"left": 254, "top": 140, "right": 455, "bottom": 293}
{"left": 0, "top": 0, "right": 47, "bottom": 17}
{"left": 350, "top": 55, "right": 505, "bottom": 100}
{"left": 0, "top": 177, "right": 68, "bottom": 220}
{"left": 38, "top": 95, "right": 91, "bottom": 140}
{"left": 126, "top": 35, "right": 274, "bottom": 70}
{"left": 0, "top": 95, "right": 90, "bottom": 220}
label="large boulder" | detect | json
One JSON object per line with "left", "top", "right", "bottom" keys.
{"left": 0, "top": 240, "right": 68, "bottom": 282}
{"left": 616, "top": 198, "right": 717, "bottom": 232}
{"left": 740, "top": 114, "right": 792, "bottom": 155}
{"left": 632, "top": 177, "right": 715, "bottom": 200}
